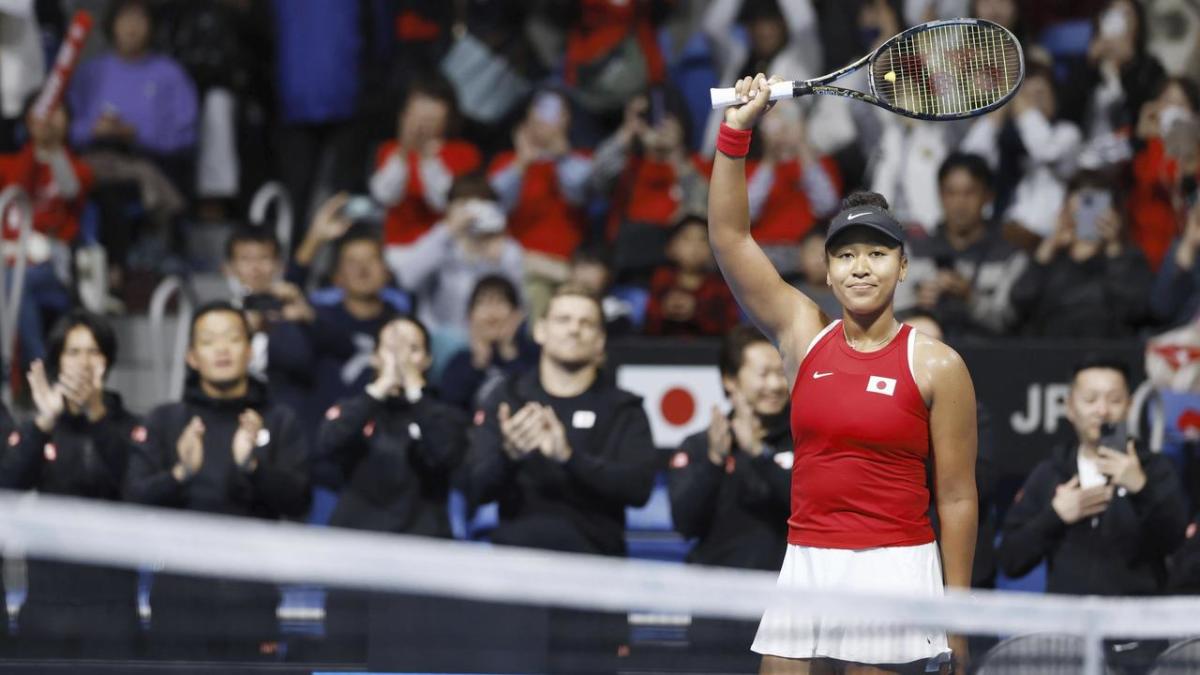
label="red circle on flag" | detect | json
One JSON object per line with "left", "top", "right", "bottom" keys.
{"left": 661, "top": 387, "right": 695, "bottom": 426}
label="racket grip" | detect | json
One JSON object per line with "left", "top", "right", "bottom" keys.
{"left": 709, "top": 81, "right": 797, "bottom": 109}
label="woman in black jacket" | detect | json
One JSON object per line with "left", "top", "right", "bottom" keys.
{"left": 316, "top": 315, "right": 468, "bottom": 660}
{"left": 0, "top": 311, "right": 141, "bottom": 657}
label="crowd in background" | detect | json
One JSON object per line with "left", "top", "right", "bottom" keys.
{"left": 2, "top": 0, "right": 1200, "bottom": 670}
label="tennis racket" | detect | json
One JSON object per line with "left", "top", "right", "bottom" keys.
{"left": 710, "top": 18, "right": 1024, "bottom": 121}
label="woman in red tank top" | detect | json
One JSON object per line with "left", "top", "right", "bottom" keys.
{"left": 708, "top": 74, "right": 979, "bottom": 674}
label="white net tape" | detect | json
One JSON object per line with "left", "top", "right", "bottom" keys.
{"left": 0, "top": 491, "right": 1197, "bottom": 641}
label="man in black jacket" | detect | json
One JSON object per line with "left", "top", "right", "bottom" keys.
{"left": 223, "top": 225, "right": 317, "bottom": 434}
{"left": 666, "top": 324, "right": 790, "bottom": 671}
{"left": 462, "top": 285, "right": 660, "bottom": 555}
{"left": 125, "top": 301, "right": 311, "bottom": 659}
{"left": 0, "top": 311, "right": 140, "bottom": 657}
{"left": 460, "top": 285, "right": 660, "bottom": 671}
{"left": 668, "top": 324, "right": 791, "bottom": 571}
{"left": 999, "top": 356, "right": 1187, "bottom": 672}
{"left": 317, "top": 315, "right": 467, "bottom": 660}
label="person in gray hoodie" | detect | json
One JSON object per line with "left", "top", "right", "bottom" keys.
{"left": 386, "top": 173, "right": 523, "bottom": 340}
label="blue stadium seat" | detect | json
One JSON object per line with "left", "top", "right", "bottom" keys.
{"left": 625, "top": 474, "right": 693, "bottom": 563}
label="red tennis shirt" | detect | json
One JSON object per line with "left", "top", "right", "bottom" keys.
{"left": 788, "top": 321, "right": 935, "bottom": 549}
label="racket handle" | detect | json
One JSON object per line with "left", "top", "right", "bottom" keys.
{"left": 710, "top": 81, "right": 799, "bottom": 109}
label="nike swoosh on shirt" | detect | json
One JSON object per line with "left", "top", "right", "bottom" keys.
{"left": 813, "top": 371, "right": 834, "bottom": 379}
{"left": 846, "top": 211, "right": 872, "bottom": 220}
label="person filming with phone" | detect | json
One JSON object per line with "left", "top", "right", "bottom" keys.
{"left": 1010, "top": 172, "right": 1153, "bottom": 337}
{"left": 998, "top": 356, "right": 1187, "bottom": 672}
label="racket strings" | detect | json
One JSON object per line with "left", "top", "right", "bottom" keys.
{"left": 872, "top": 22, "right": 1021, "bottom": 117}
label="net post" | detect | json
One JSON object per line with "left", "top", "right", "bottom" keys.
{"left": 1082, "top": 609, "right": 1104, "bottom": 675}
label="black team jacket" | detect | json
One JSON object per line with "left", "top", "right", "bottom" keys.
{"left": 125, "top": 377, "right": 310, "bottom": 518}
{"left": 316, "top": 389, "right": 467, "bottom": 536}
{"left": 667, "top": 410, "right": 791, "bottom": 570}
{"left": 461, "top": 370, "right": 661, "bottom": 556}
{"left": 998, "top": 442, "right": 1188, "bottom": 595}
{"left": 0, "top": 392, "right": 140, "bottom": 609}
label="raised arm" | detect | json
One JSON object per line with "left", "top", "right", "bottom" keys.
{"left": 709, "top": 74, "right": 827, "bottom": 356}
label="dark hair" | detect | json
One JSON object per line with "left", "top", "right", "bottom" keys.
{"left": 401, "top": 76, "right": 460, "bottom": 135}
{"left": 19, "top": 91, "right": 71, "bottom": 125}
{"left": 375, "top": 315, "right": 431, "bottom": 358}
{"left": 1070, "top": 354, "right": 1131, "bottom": 390}
{"left": 1091, "top": 0, "right": 1147, "bottom": 58}
{"left": 448, "top": 172, "right": 498, "bottom": 203}
{"left": 103, "top": 0, "right": 153, "bottom": 43}
{"left": 468, "top": 274, "right": 520, "bottom": 314}
{"left": 45, "top": 310, "right": 117, "bottom": 381}
{"left": 937, "top": 153, "right": 994, "bottom": 190}
{"left": 224, "top": 224, "right": 281, "bottom": 261}
{"left": 840, "top": 191, "right": 890, "bottom": 212}
{"left": 718, "top": 324, "right": 771, "bottom": 380}
{"left": 1152, "top": 77, "right": 1200, "bottom": 114}
{"left": 331, "top": 223, "right": 383, "bottom": 269}
{"left": 189, "top": 301, "right": 251, "bottom": 346}
{"left": 669, "top": 213, "right": 707, "bottom": 240}
{"left": 737, "top": 0, "right": 784, "bottom": 23}
{"left": 571, "top": 243, "right": 614, "bottom": 269}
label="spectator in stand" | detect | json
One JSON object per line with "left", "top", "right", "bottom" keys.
{"left": 461, "top": 284, "right": 660, "bottom": 556}
{"left": 669, "top": 324, "right": 791, "bottom": 570}
{"left": 373, "top": 79, "right": 482, "bottom": 251}
{"left": 959, "top": 62, "right": 1081, "bottom": 249}
{"left": 0, "top": 312, "right": 139, "bottom": 658}
{"left": 305, "top": 226, "right": 403, "bottom": 428}
{"left": 903, "top": 153, "right": 1027, "bottom": 337}
{"left": 439, "top": 275, "right": 539, "bottom": 412}
{"left": 787, "top": 229, "right": 842, "bottom": 319}
{"left": 552, "top": 0, "right": 668, "bottom": 124}
{"left": 388, "top": 173, "right": 523, "bottom": 338}
{"left": 592, "top": 90, "right": 709, "bottom": 281}
{"left": 1128, "top": 77, "right": 1200, "bottom": 271}
{"left": 1011, "top": 172, "right": 1152, "bottom": 338}
{"left": 666, "top": 324, "right": 791, "bottom": 669}
{"left": 269, "top": 0, "right": 365, "bottom": 230}
{"left": 567, "top": 244, "right": 638, "bottom": 337}
{"left": 700, "top": 0, "right": 856, "bottom": 165}
{"left": 1059, "top": 0, "right": 1166, "bottom": 172}
{"left": 317, "top": 315, "right": 468, "bottom": 660}
{"left": 67, "top": 0, "right": 195, "bottom": 300}
{"left": 222, "top": 226, "right": 316, "bottom": 431}
{"left": 998, "top": 356, "right": 1187, "bottom": 671}
{"left": 125, "top": 302, "right": 310, "bottom": 659}
{"left": 645, "top": 215, "right": 740, "bottom": 337}
{"left": 1151, "top": 200, "right": 1200, "bottom": 329}
{"left": 0, "top": 98, "right": 94, "bottom": 368}
{"left": 746, "top": 101, "right": 841, "bottom": 274}
{"left": 488, "top": 89, "right": 593, "bottom": 319}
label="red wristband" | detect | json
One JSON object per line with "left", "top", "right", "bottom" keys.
{"left": 716, "top": 123, "right": 752, "bottom": 158}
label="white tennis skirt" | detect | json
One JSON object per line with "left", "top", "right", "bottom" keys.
{"left": 751, "top": 541, "right": 952, "bottom": 668}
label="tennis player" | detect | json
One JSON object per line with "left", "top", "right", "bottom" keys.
{"left": 709, "top": 74, "right": 978, "bottom": 674}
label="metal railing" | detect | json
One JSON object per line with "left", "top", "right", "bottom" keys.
{"left": 0, "top": 185, "right": 33, "bottom": 405}
{"left": 147, "top": 275, "right": 194, "bottom": 403}
{"left": 248, "top": 181, "right": 294, "bottom": 257}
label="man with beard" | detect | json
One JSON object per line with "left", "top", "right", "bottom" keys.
{"left": 459, "top": 284, "right": 660, "bottom": 671}
{"left": 125, "top": 301, "right": 310, "bottom": 659}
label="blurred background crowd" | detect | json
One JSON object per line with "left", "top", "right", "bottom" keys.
{"left": 2, "top": 0, "right": 1200, "bottom": 671}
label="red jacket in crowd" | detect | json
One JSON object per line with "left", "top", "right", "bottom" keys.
{"left": 487, "top": 152, "right": 590, "bottom": 261}
{"left": 0, "top": 145, "right": 94, "bottom": 244}
{"left": 644, "top": 265, "right": 740, "bottom": 337}
{"left": 374, "top": 139, "right": 482, "bottom": 246}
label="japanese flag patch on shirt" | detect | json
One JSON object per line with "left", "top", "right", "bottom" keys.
{"left": 867, "top": 376, "right": 897, "bottom": 397}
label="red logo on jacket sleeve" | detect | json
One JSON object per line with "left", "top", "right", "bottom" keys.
{"left": 130, "top": 426, "right": 147, "bottom": 443}
{"left": 670, "top": 451, "right": 689, "bottom": 469}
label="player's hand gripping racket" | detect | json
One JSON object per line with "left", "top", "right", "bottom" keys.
{"left": 711, "top": 18, "right": 1024, "bottom": 120}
